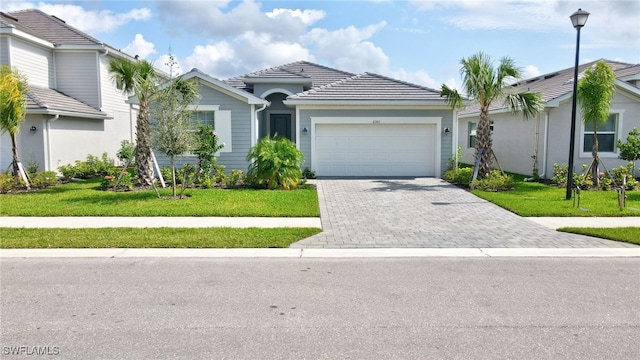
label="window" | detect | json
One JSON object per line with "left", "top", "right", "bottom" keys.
{"left": 191, "top": 111, "right": 215, "bottom": 128}
{"left": 583, "top": 113, "right": 617, "bottom": 153}
{"left": 468, "top": 122, "right": 476, "bottom": 148}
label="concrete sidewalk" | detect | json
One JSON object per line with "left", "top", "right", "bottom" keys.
{"left": 2, "top": 216, "right": 636, "bottom": 230}
{"left": 0, "top": 216, "right": 322, "bottom": 228}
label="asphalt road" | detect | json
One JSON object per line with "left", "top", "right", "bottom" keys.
{"left": 1, "top": 258, "right": 639, "bottom": 359}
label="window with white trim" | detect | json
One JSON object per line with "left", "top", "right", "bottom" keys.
{"left": 191, "top": 110, "right": 215, "bottom": 128}
{"left": 468, "top": 122, "right": 476, "bottom": 148}
{"left": 583, "top": 113, "right": 618, "bottom": 153}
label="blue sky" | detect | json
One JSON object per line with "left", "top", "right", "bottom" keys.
{"left": 2, "top": 0, "right": 639, "bottom": 90}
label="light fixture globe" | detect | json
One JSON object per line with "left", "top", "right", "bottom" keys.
{"left": 570, "top": 8, "right": 589, "bottom": 29}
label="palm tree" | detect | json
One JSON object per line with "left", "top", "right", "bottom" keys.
{"left": 577, "top": 61, "right": 616, "bottom": 187}
{"left": 109, "top": 58, "right": 157, "bottom": 187}
{"left": 0, "top": 65, "right": 28, "bottom": 180}
{"left": 440, "top": 52, "right": 543, "bottom": 178}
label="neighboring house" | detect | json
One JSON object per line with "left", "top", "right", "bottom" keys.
{"left": 0, "top": 9, "right": 136, "bottom": 173}
{"left": 162, "top": 62, "right": 457, "bottom": 177}
{"left": 457, "top": 60, "right": 640, "bottom": 179}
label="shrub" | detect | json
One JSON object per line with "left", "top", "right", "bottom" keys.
{"left": 302, "top": 167, "right": 316, "bottom": 180}
{"left": 246, "top": 136, "right": 305, "bottom": 190}
{"left": 101, "top": 167, "right": 134, "bottom": 191}
{"left": 443, "top": 167, "right": 473, "bottom": 185}
{"left": 472, "top": 170, "right": 514, "bottom": 191}
{"left": 0, "top": 172, "right": 25, "bottom": 193}
{"left": 30, "top": 171, "right": 58, "bottom": 189}
{"left": 213, "top": 165, "right": 227, "bottom": 186}
{"left": 551, "top": 163, "right": 568, "bottom": 185}
{"left": 193, "top": 125, "right": 224, "bottom": 177}
{"left": 116, "top": 140, "right": 135, "bottom": 165}
{"left": 225, "top": 169, "right": 244, "bottom": 189}
{"left": 58, "top": 153, "right": 112, "bottom": 179}
{"left": 610, "top": 163, "right": 638, "bottom": 190}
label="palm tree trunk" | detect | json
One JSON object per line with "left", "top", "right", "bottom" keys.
{"left": 135, "top": 101, "right": 154, "bottom": 187}
{"left": 10, "top": 132, "right": 20, "bottom": 177}
{"left": 475, "top": 109, "right": 493, "bottom": 178}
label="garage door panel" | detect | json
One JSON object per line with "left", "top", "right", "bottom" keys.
{"left": 315, "top": 123, "right": 435, "bottom": 177}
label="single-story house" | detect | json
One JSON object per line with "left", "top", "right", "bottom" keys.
{"left": 159, "top": 61, "right": 458, "bottom": 178}
{"left": 457, "top": 60, "right": 640, "bottom": 179}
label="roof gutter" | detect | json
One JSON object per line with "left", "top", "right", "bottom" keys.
{"left": 27, "top": 109, "right": 111, "bottom": 120}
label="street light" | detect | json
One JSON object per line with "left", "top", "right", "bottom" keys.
{"left": 566, "top": 8, "right": 589, "bottom": 200}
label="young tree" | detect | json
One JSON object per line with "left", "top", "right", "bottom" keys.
{"left": 577, "top": 60, "right": 616, "bottom": 186}
{"left": 617, "top": 127, "right": 640, "bottom": 177}
{"left": 151, "top": 77, "right": 200, "bottom": 197}
{"left": 109, "top": 58, "right": 157, "bottom": 187}
{"left": 0, "top": 65, "right": 28, "bottom": 181}
{"left": 440, "top": 52, "right": 543, "bottom": 178}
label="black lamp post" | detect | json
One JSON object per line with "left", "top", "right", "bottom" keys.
{"left": 566, "top": 8, "right": 589, "bottom": 200}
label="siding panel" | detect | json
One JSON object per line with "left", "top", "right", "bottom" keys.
{"left": 9, "top": 38, "right": 53, "bottom": 87}
{"left": 55, "top": 51, "right": 99, "bottom": 108}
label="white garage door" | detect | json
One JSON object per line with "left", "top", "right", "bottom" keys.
{"left": 315, "top": 123, "right": 436, "bottom": 177}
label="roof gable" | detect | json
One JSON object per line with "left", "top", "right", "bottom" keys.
{"left": 180, "top": 68, "right": 268, "bottom": 105}
{"left": 225, "top": 61, "right": 354, "bottom": 93}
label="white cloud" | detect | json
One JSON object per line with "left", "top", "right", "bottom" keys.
{"left": 178, "top": 32, "right": 314, "bottom": 79}
{"left": 266, "top": 8, "right": 325, "bottom": 26}
{"left": 156, "top": 0, "right": 323, "bottom": 42}
{"left": 410, "top": 0, "right": 639, "bottom": 49}
{"left": 122, "top": 34, "right": 156, "bottom": 59}
{"left": 304, "top": 22, "right": 389, "bottom": 74}
{"left": 0, "top": 1, "right": 150, "bottom": 33}
{"left": 522, "top": 64, "right": 541, "bottom": 80}
{"left": 389, "top": 68, "right": 442, "bottom": 90}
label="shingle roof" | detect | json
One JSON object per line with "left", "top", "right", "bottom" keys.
{"left": 27, "top": 85, "right": 107, "bottom": 118}
{"left": 460, "top": 59, "right": 639, "bottom": 115}
{"left": 286, "top": 72, "right": 442, "bottom": 101}
{"left": 4, "top": 9, "right": 102, "bottom": 46}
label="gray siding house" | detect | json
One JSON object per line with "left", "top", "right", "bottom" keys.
{"left": 0, "top": 9, "right": 136, "bottom": 172}
{"left": 167, "top": 62, "right": 456, "bottom": 177}
{"left": 457, "top": 60, "right": 640, "bottom": 179}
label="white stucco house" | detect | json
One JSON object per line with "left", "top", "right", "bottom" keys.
{"left": 158, "top": 62, "right": 459, "bottom": 177}
{"left": 457, "top": 60, "right": 640, "bottom": 179}
{"left": 0, "top": 9, "right": 136, "bottom": 173}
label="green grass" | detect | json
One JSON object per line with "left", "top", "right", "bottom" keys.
{"left": 0, "top": 227, "right": 321, "bottom": 248}
{"left": 472, "top": 181, "right": 640, "bottom": 217}
{"left": 559, "top": 227, "right": 640, "bottom": 245}
{"left": 0, "top": 179, "right": 319, "bottom": 217}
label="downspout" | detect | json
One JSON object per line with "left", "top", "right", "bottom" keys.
{"left": 46, "top": 114, "right": 59, "bottom": 172}
{"left": 97, "top": 47, "right": 109, "bottom": 110}
{"left": 540, "top": 111, "right": 549, "bottom": 179}
{"left": 254, "top": 102, "right": 269, "bottom": 146}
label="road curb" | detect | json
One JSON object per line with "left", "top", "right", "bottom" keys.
{"left": 1, "top": 248, "right": 638, "bottom": 258}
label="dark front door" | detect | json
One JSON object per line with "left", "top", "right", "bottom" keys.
{"left": 269, "top": 114, "right": 292, "bottom": 141}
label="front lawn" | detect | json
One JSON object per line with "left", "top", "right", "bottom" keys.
{"left": 558, "top": 227, "right": 640, "bottom": 245}
{"left": 472, "top": 181, "right": 640, "bottom": 217}
{"left": 0, "top": 179, "right": 319, "bottom": 217}
{"left": 0, "top": 227, "right": 321, "bottom": 248}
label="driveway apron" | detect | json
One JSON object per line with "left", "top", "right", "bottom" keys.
{"left": 291, "top": 178, "right": 635, "bottom": 248}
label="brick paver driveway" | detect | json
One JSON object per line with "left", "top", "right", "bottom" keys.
{"left": 291, "top": 178, "right": 634, "bottom": 248}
